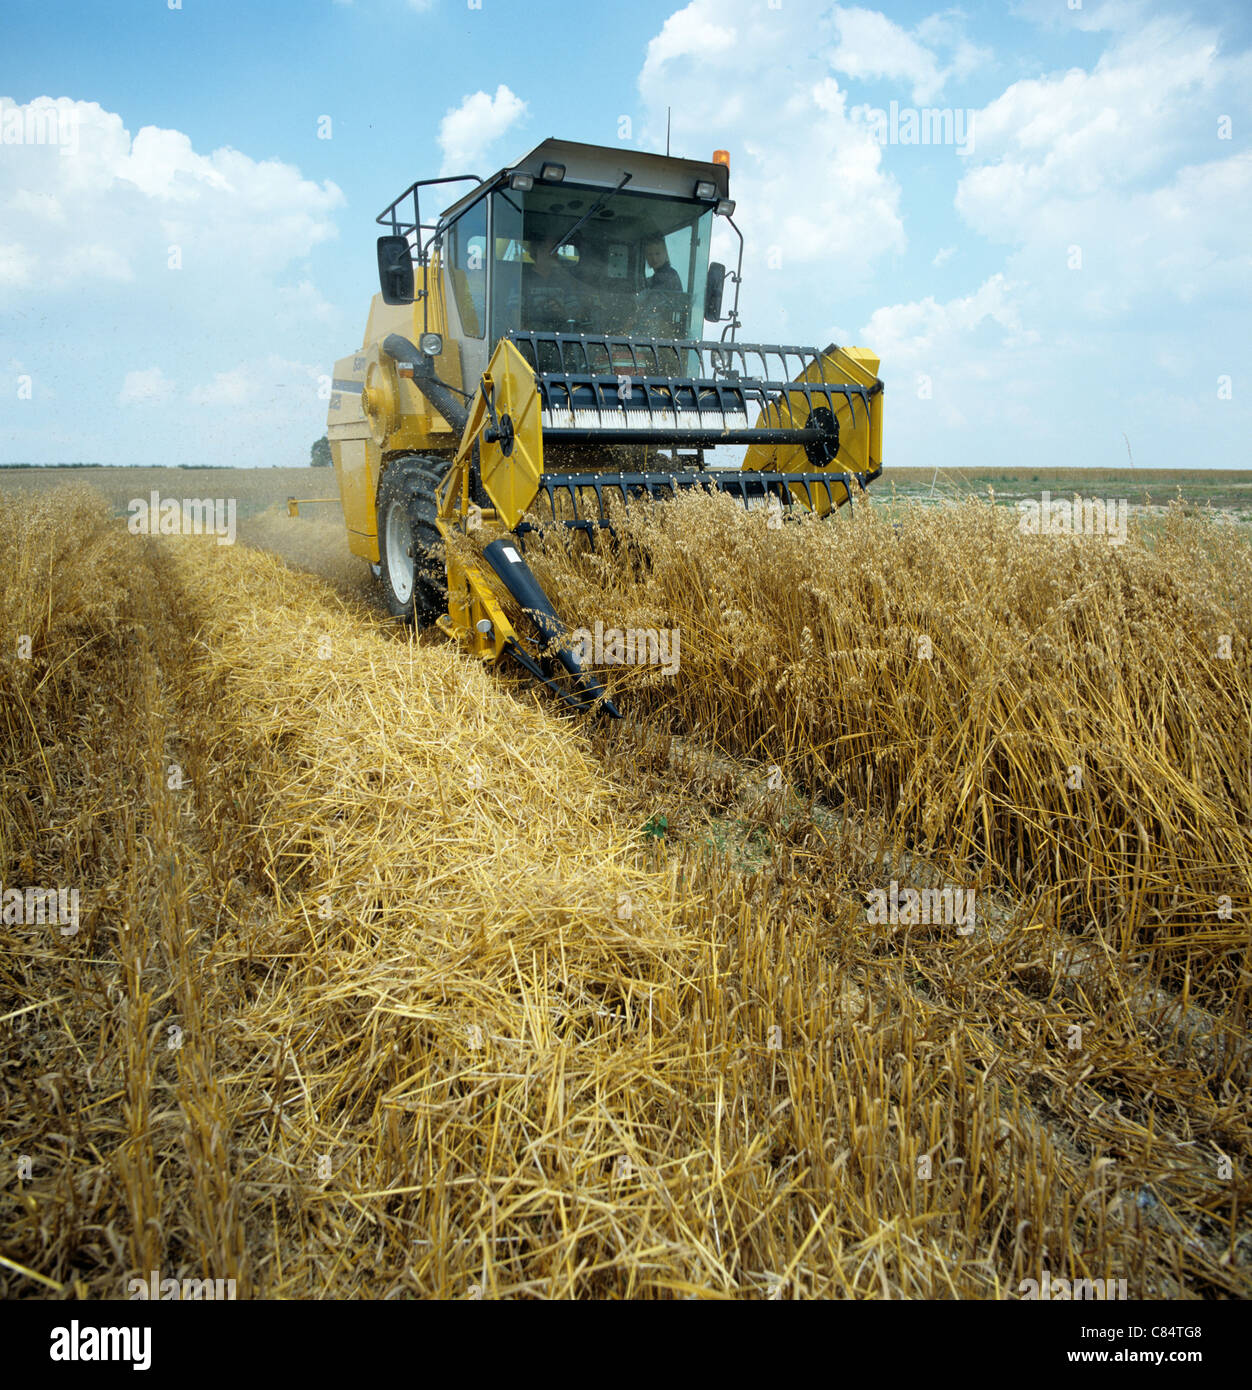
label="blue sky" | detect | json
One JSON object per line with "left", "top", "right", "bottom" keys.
{"left": 2, "top": 0, "right": 1249, "bottom": 470}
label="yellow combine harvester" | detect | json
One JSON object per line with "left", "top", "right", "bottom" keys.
{"left": 324, "top": 138, "right": 884, "bottom": 713}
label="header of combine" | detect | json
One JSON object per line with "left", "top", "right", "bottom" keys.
{"left": 323, "top": 137, "right": 885, "bottom": 714}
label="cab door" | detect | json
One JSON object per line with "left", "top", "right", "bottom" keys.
{"left": 441, "top": 198, "right": 490, "bottom": 390}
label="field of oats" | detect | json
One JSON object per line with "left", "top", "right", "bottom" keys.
{"left": 1, "top": 470, "right": 1249, "bottom": 1300}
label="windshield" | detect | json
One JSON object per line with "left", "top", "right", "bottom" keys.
{"left": 490, "top": 184, "right": 713, "bottom": 342}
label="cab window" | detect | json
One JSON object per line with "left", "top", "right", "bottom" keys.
{"left": 445, "top": 201, "right": 487, "bottom": 339}
{"left": 490, "top": 185, "right": 712, "bottom": 342}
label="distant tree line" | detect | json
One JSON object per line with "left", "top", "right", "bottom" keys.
{"left": 3, "top": 453, "right": 334, "bottom": 469}
{"left": 0, "top": 462, "right": 231, "bottom": 469}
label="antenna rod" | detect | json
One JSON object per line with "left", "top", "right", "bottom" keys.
{"left": 666, "top": 107, "right": 671, "bottom": 156}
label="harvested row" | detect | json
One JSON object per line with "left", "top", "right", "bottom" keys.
{"left": 0, "top": 488, "right": 247, "bottom": 1295}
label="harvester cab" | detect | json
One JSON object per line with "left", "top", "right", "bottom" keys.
{"left": 326, "top": 138, "right": 884, "bottom": 715}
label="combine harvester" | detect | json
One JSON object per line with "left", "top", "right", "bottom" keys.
{"left": 318, "top": 139, "right": 885, "bottom": 713}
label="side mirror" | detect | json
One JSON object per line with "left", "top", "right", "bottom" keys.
{"left": 377, "top": 235, "right": 415, "bottom": 305}
{"left": 704, "top": 262, "right": 726, "bottom": 322}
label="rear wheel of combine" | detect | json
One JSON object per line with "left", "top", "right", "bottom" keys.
{"left": 377, "top": 456, "right": 449, "bottom": 625}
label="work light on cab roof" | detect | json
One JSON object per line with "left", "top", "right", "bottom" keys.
{"left": 310, "top": 137, "right": 885, "bottom": 715}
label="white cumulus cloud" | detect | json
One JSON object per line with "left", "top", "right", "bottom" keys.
{"left": 118, "top": 367, "right": 174, "bottom": 406}
{"left": 0, "top": 97, "right": 344, "bottom": 294}
{"left": 437, "top": 85, "right": 527, "bottom": 176}
{"left": 828, "top": 5, "right": 951, "bottom": 104}
{"left": 637, "top": 0, "right": 924, "bottom": 333}
{"left": 952, "top": 17, "right": 1252, "bottom": 312}
{"left": 862, "top": 273, "right": 1026, "bottom": 364}
{"left": 0, "top": 98, "right": 348, "bottom": 466}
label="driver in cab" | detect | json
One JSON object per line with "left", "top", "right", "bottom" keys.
{"left": 642, "top": 238, "right": 682, "bottom": 294}
{"left": 628, "top": 236, "right": 686, "bottom": 334}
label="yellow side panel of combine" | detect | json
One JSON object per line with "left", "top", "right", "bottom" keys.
{"left": 359, "top": 297, "right": 458, "bottom": 453}
{"left": 325, "top": 253, "right": 467, "bottom": 559}
{"left": 359, "top": 249, "right": 465, "bottom": 442}
{"left": 327, "top": 350, "right": 380, "bottom": 562}
{"left": 334, "top": 440, "right": 381, "bottom": 562}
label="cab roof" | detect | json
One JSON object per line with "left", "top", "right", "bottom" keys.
{"left": 438, "top": 137, "right": 730, "bottom": 222}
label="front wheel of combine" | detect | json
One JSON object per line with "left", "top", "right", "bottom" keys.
{"left": 376, "top": 457, "right": 449, "bottom": 626}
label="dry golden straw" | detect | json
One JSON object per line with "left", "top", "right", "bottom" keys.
{"left": 1, "top": 484, "right": 1248, "bottom": 1299}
